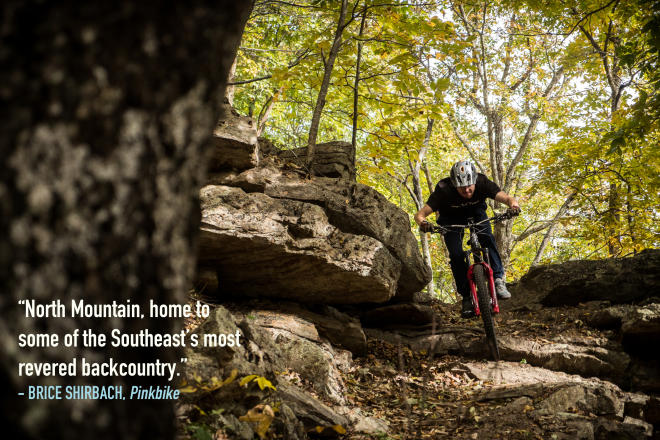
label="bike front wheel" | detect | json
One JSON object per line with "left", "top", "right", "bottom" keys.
{"left": 473, "top": 264, "right": 500, "bottom": 361}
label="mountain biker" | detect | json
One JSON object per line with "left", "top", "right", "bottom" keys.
{"left": 414, "top": 160, "right": 521, "bottom": 318}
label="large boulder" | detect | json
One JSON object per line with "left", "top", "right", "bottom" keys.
{"left": 277, "top": 141, "right": 355, "bottom": 180}
{"left": 509, "top": 249, "right": 660, "bottom": 308}
{"left": 209, "top": 164, "right": 431, "bottom": 301}
{"left": 182, "top": 306, "right": 357, "bottom": 434}
{"left": 198, "top": 185, "right": 401, "bottom": 304}
{"left": 459, "top": 362, "right": 654, "bottom": 438}
{"left": 498, "top": 336, "right": 630, "bottom": 382}
{"left": 207, "top": 104, "right": 259, "bottom": 171}
{"left": 255, "top": 302, "right": 368, "bottom": 356}
{"left": 586, "top": 303, "right": 660, "bottom": 359}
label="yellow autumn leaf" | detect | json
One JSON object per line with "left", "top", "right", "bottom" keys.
{"left": 332, "top": 425, "right": 347, "bottom": 434}
{"left": 178, "top": 385, "right": 198, "bottom": 394}
{"left": 222, "top": 369, "right": 238, "bottom": 386}
{"left": 239, "top": 405, "right": 274, "bottom": 439}
{"left": 256, "top": 376, "right": 276, "bottom": 391}
{"left": 314, "top": 425, "right": 346, "bottom": 435}
{"left": 239, "top": 374, "right": 259, "bottom": 387}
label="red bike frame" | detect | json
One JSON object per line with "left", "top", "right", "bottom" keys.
{"left": 466, "top": 262, "right": 499, "bottom": 316}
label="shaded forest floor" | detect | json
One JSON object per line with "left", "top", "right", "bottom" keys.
{"left": 178, "top": 297, "right": 657, "bottom": 439}
{"left": 342, "top": 301, "right": 634, "bottom": 439}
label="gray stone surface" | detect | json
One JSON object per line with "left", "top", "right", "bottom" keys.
{"left": 181, "top": 305, "right": 363, "bottom": 433}
{"left": 198, "top": 185, "right": 401, "bottom": 304}
{"left": 508, "top": 249, "right": 660, "bottom": 307}
{"left": 498, "top": 336, "right": 630, "bottom": 381}
{"left": 278, "top": 141, "right": 355, "bottom": 180}
{"left": 208, "top": 104, "right": 259, "bottom": 171}
{"left": 208, "top": 165, "right": 431, "bottom": 300}
{"left": 459, "top": 361, "right": 654, "bottom": 438}
{"left": 276, "top": 382, "right": 350, "bottom": 429}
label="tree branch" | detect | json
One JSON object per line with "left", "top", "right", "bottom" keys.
{"left": 503, "top": 66, "right": 564, "bottom": 190}
{"left": 228, "top": 49, "right": 311, "bottom": 85}
{"left": 531, "top": 189, "right": 579, "bottom": 266}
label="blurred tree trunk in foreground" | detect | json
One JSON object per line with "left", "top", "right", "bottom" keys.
{"left": 0, "top": 1, "right": 252, "bottom": 439}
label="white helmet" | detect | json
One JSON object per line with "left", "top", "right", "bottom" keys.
{"left": 450, "top": 160, "right": 477, "bottom": 187}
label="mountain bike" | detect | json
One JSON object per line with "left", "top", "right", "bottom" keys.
{"left": 426, "top": 209, "right": 519, "bottom": 361}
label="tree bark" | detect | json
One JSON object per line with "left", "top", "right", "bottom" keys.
{"left": 307, "top": 0, "right": 348, "bottom": 169}
{"left": 579, "top": 10, "right": 627, "bottom": 257}
{"left": 351, "top": 5, "right": 367, "bottom": 162}
{"left": 415, "top": 119, "right": 436, "bottom": 298}
{"left": 531, "top": 190, "right": 578, "bottom": 266}
{"left": 257, "top": 85, "right": 284, "bottom": 136}
{"left": 225, "top": 54, "right": 239, "bottom": 105}
{"left": 0, "top": 2, "right": 252, "bottom": 439}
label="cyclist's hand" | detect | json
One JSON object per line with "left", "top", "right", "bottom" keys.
{"left": 419, "top": 221, "right": 433, "bottom": 233}
{"left": 508, "top": 200, "right": 521, "bottom": 215}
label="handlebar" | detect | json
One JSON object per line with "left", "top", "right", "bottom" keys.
{"left": 420, "top": 208, "right": 520, "bottom": 235}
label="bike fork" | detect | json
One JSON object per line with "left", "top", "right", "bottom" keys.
{"left": 467, "top": 262, "right": 500, "bottom": 315}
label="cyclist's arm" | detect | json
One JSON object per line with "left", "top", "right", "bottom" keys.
{"left": 414, "top": 204, "right": 434, "bottom": 226}
{"left": 494, "top": 191, "right": 520, "bottom": 211}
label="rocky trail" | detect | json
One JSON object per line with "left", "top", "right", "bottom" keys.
{"left": 175, "top": 105, "right": 659, "bottom": 439}
{"left": 177, "top": 293, "right": 659, "bottom": 439}
{"left": 345, "top": 299, "right": 659, "bottom": 439}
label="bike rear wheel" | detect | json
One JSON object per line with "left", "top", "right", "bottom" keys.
{"left": 473, "top": 264, "right": 500, "bottom": 361}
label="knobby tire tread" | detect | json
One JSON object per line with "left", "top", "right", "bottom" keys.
{"left": 473, "top": 264, "right": 500, "bottom": 361}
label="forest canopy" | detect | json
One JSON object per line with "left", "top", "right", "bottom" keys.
{"left": 229, "top": 0, "right": 659, "bottom": 298}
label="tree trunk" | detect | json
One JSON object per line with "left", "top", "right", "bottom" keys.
{"left": 531, "top": 190, "right": 578, "bottom": 266}
{"left": 579, "top": 18, "right": 626, "bottom": 257}
{"left": 607, "top": 181, "right": 623, "bottom": 256}
{"left": 257, "top": 85, "right": 284, "bottom": 136}
{"left": 307, "top": 0, "right": 348, "bottom": 169}
{"left": 411, "top": 119, "right": 435, "bottom": 298}
{"left": 225, "top": 54, "right": 238, "bottom": 105}
{"left": 0, "top": 2, "right": 252, "bottom": 439}
{"left": 351, "top": 5, "right": 367, "bottom": 160}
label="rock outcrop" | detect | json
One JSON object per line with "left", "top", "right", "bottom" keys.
{"left": 208, "top": 104, "right": 260, "bottom": 171}
{"left": 198, "top": 185, "right": 401, "bottom": 304}
{"left": 187, "top": 107, "right": 431, "bottom": 438}
{"left": 277, "top": 141, "right": 355, "bottom": 180}
{"left": 361, "top": 303, "right": 434, "bottom": 328}
{"left": 508, "top": 249, "right": 660, "bottom": 307}
{"left": 206, "top": 164, "right": 431, "bottom": 301}
{"left": 458, "top": 361, "right": 655, "bottom": 438}
{"left": 586, "top": 303, "right": 660, "bottom": 357}
{"left": 181, "top": 306, "right": 386, "bottom": 437}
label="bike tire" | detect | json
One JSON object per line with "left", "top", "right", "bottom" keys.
{"left": 473, "top": 264, "right": 500, "bottom": 361}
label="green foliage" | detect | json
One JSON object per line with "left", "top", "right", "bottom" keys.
{"left": 231, "top": 0, "right": 659, "bottom": 283}
{"left": 187, "top": 424, "right": 213, "bottom": 440}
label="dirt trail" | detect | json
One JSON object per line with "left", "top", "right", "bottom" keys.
{"left": 344, "top": 300, "right": 657, "bottom": 439}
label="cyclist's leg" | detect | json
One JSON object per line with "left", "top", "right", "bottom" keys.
{"left": 438, "top": 216, "right": 470, "bottom": 298}
{"left": 474, "top": 210, "right": 505, "bottom": 280}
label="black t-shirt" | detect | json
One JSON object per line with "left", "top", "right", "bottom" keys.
{"left": 426, "top": 173, "right": 501, "bottom": 218}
